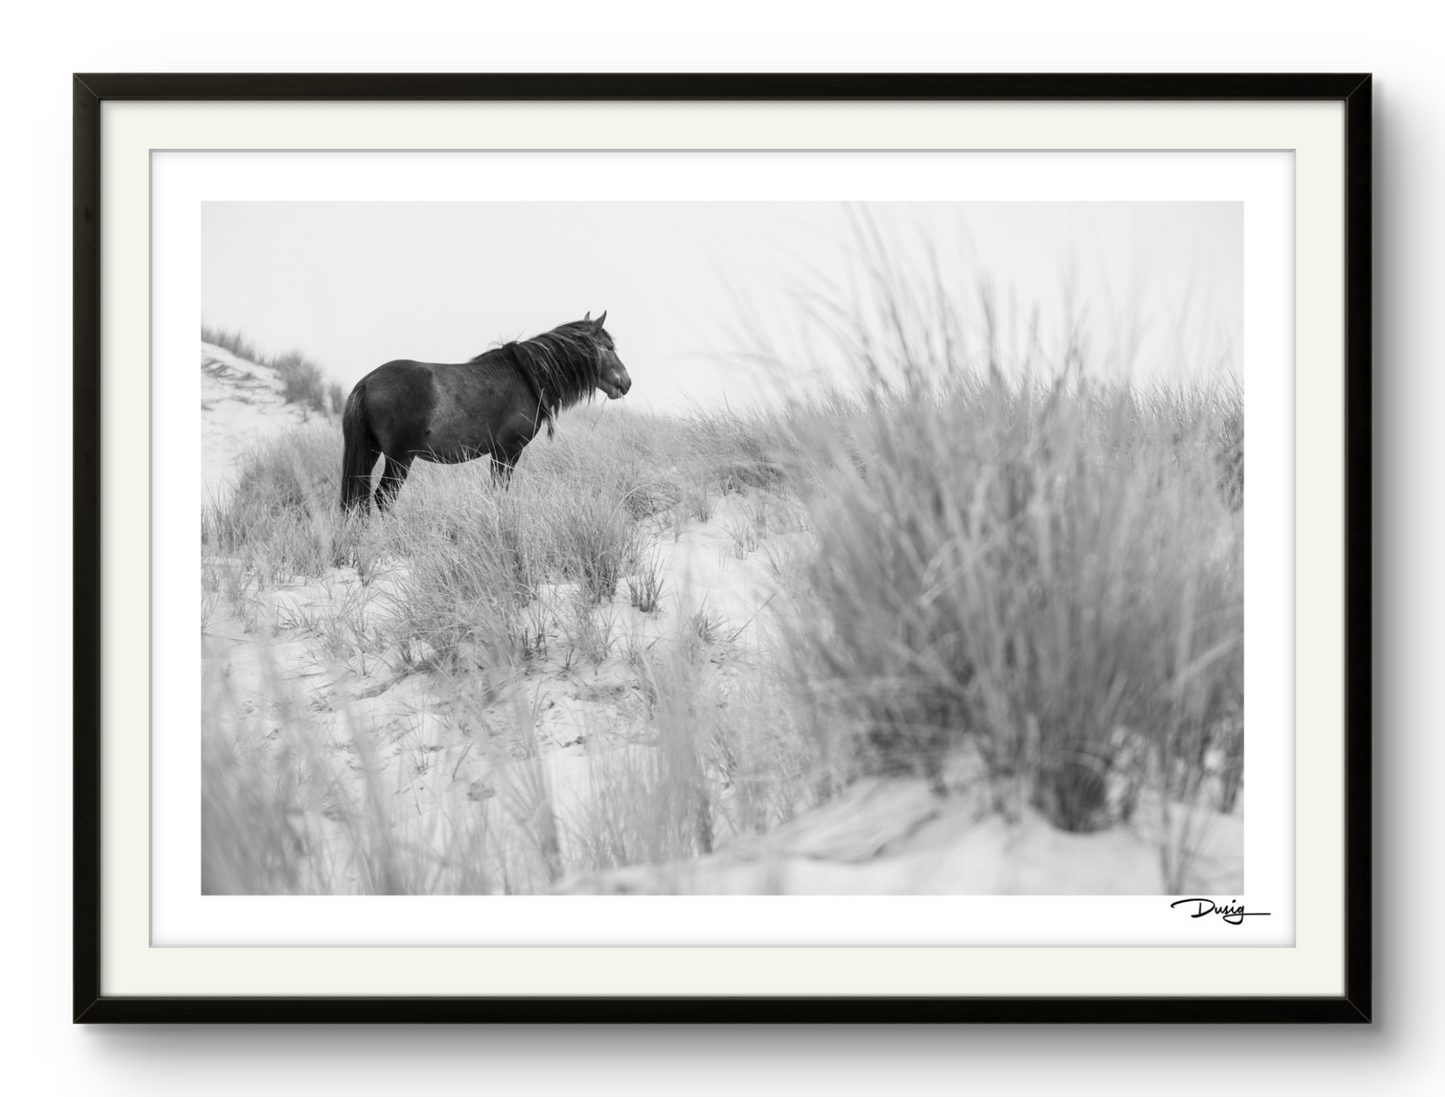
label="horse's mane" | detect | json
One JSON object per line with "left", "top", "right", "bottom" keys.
{"left": 472, "top": 320, "right": 607, "bottom": 439}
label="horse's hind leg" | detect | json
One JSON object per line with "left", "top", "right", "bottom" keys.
{"left": 375, "top": 454, "right": 414, "bottom": 513}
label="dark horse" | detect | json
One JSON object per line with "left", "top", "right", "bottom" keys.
{"left": 340, "top": 312, "right": 631, "bottom": 513}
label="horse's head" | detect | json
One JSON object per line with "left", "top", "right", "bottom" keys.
{"left": 584, "top": 311, "right": 631, "bottom": 399}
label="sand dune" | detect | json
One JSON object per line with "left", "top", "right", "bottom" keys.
{"left": 202, "top": 342, "right": 314, "bottom": 502}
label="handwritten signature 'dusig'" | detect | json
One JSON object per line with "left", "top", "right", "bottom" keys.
{"left": 1170, "top": 899, "right": 1273, "bottom": 926}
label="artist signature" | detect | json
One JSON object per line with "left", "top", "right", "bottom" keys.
{"left": 1170, "top": 898, "right": 1272, "bottom": 926}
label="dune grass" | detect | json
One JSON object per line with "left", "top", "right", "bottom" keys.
{"left": 788, "top": 373, "right": 1242, "bottom": 838}
{"left": 203, "top": 323, "right": 335, "bottom": 416}
{"left": 201, "top": 324, "right": 261, "bottom": 365}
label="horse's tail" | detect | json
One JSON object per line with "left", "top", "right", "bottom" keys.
{"left": 340, "top": 383, "right": 374, "bottom": 513}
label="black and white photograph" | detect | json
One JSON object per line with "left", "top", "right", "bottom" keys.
{"left": 198, "top": 199, "right": 1246, "bottom": 899}
{"left": 62, "top": 67, "right": 1371, "bottom": 1023}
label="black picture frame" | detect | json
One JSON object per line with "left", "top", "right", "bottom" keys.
{"left": 73, "top": 72, "right": 1372, "bottom": 1024}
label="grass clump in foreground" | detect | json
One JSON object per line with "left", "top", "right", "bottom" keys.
{"left": 789, "top": 368, "right": 1242, "bottom": 839}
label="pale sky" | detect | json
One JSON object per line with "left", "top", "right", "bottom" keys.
{"left": 203, "top": 202, "right": 1241, "bottom": 415}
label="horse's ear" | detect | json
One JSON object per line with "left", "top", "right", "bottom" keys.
{"left": 583, "top": 311, "right": 592, "bottom": 322}
{"left": 592, "top": 310, "right": 607, "bottom": 331}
